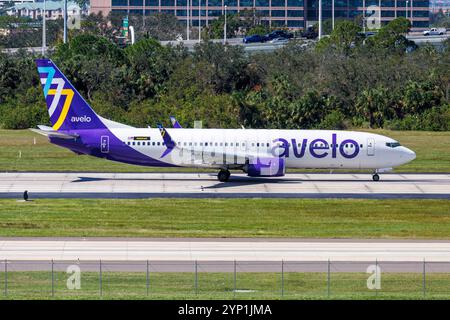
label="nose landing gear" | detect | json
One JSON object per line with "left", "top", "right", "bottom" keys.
{"left": 372, "top": 173, "right": 380, "bottom": 181}
{"left": 218, "top": 169, "right": 231, "bottom": 182}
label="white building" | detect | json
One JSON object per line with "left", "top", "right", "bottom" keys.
{"left": 5, "top": 1, "right": 85, "bottom": 20}
{"left": 0, "top": 0, "right": 36, "bottom": 6}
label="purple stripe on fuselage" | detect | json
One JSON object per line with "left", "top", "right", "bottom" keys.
{"left": 51, "top": 127, "right": 176, "bottom": 168}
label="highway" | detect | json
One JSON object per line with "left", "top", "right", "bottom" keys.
{"left": 159, "top": 34, "right": 449, "bottom": 52}
{"left": 0, "top": 172, "right": 449, "bottom": 199}
{"left": 4, "top": 34, "right": 445, "bottom": 55}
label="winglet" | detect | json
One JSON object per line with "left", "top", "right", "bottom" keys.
{"left": 170, "top": 116, "right": 182, "bottom": 128}
{"left": 157, "top": 124, "right": 176, "bottom": 158}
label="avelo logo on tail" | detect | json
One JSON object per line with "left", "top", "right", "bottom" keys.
{"left": 38, "top": 65, "right": 75, "bottom": 131}
{"left": 71, "top": 116, "right": 92, "bottom": 123}
{"left": 36, "top": 59, "right": 107, "bottom": 131}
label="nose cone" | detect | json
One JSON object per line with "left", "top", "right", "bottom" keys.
{"left": 403, "top": 148, "right": 416, "bottom": 163}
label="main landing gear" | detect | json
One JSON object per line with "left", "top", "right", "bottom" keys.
{"left": 372, "top": 173, "right": 380, "bottom": 181}
{"left": 218, "top": 169, "right": 231, "bottom": 182}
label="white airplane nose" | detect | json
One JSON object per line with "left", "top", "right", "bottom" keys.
{"left": 405, "top": 148, "right": 416, "bottom": 161}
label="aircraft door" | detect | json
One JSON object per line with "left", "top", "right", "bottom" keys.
{"left": 367, "top": 138, "right": 375, "bottom": 156}
{"left": 101, "top": 136, "right": 109, "bottom": 153}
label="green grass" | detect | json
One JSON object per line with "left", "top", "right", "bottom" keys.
{"left": 0, "top": 199, "right": 449, "bottom": 238}
{"left": 1, "top": 271, "right": 449, "bottom": 300}
{"left": 0, "top": 129, "right": 449, "bottom": 172}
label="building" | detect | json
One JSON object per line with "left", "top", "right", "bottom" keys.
{"left": 0, "top": 0, "right": 35, "bottom": 6}
{"left": 90, "top": 0, "right": 430, "bottom": 29}
{"left": 430, "top": 0, "right": 450, "bottom": 14}
{"left": 6, "top": 1, "right": 84, "bottom": 20}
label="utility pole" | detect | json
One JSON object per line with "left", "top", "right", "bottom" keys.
{"left": 318, "top": 0, "right": 322, "bottom": 39}
{"left": 42, "top": 0, "right": 46, "bottom": 56}
{"left": 63, "top": 0, "right": 67, "bottom": 43}
{"left": 224, "top": 5, "right": 227, "bottom": 44}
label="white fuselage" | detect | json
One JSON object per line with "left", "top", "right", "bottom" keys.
{"left": 109, "top": 128, "right": 416, "bottom": 170}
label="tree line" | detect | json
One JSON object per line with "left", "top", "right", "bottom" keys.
{"left": 0, "top": 17, "right": 449, "bottom": 131}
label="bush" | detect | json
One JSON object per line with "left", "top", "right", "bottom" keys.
{"left": 319, "top": 110, "right": 347, "bottom": 130}
{"left": 386, "top": 105, "right": 450, "bottom": 131}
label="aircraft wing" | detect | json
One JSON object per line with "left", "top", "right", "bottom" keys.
{"left": 30, "top": 126, "right": 79, "bottom": 140}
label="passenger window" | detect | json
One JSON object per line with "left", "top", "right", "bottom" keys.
{"left": 157, "top": 142, "right": 160, "bottom": 146}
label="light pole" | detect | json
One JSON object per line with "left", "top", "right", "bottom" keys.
{"left": 318, "top": 0, "right": 322, "bottom": 39}
{"left": 42, "top": 0, "right": 46, "bottom": 56}
{"left": 224, "top": 5, "right": 227, "bottom": 44}
{"left": 142, "top": 0, "right": 145, "bottom": 27}
{"left": 186, "top": 0, "right": 190, "bottom": 40}
{"left": 406, "top": 0, "right": 408, "bottom": 19}
{"left": 63, "top": 0, "right": 67, "bottom": 43}
{"left": 363, "top": 0, "right": 366, "bottom": 33}
{"left": 198, "top": 0, "right": 201, "bottom": 42}
{"left": 332, "top": 0, "right": 334, "bottom": 31}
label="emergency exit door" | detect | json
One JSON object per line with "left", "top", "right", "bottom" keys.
{"left": 367, "top": 138, "right": 375, "bottom": 156}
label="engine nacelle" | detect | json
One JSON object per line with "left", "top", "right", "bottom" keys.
{"left": 245, "top": 157, "right": 285, "bottom": 177}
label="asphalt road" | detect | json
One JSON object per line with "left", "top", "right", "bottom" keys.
{"left": 0, "top": 238, "right": 450, "bottom": 273}
{"left": 1, "top": 238, "right": 450, "bottom": 262}
{"left": 0, "top": 172, "right": 449, "bottom": 199}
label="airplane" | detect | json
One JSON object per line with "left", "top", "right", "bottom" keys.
{"left": 170, "top": 116, "right": 182, "bottom": 128}
{"left": 32, "top": 59, "right": 416, "bottom": 182}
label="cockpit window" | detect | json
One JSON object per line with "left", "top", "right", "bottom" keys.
{"left": 386, "top": 142, "right": 401, "bottom": 148}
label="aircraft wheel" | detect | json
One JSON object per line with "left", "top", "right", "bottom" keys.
{"left": 218, "top": 169, "right": 230, "bottom": 182}
{"left": 372, "top": 173, "right": 380, "bottom": 182}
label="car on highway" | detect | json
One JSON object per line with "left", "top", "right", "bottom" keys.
{"left": 269, "top": 37, "right": 289, "bottom": 44}
{"left": 423, "top": 28, "right": 447, "bottom": 36}
{"left": 302, "top": 26, "right": 318, "bottom": 39}
{"left": 265, "top": 30, "right": 294, "bottom": 40}
{"left": 242, "top": 34, "right": 267, "bottom": 43}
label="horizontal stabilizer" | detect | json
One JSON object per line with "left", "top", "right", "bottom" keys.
{"left": 30, "top": 127, "right": 79, "bottom": 140}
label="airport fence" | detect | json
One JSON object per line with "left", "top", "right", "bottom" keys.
{"left": 0, "top": 260, "right": 450, "bottom": 299}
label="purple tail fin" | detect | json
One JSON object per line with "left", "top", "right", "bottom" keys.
{"left": 36, "top": 59, "right": 106, "bottom": 131}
